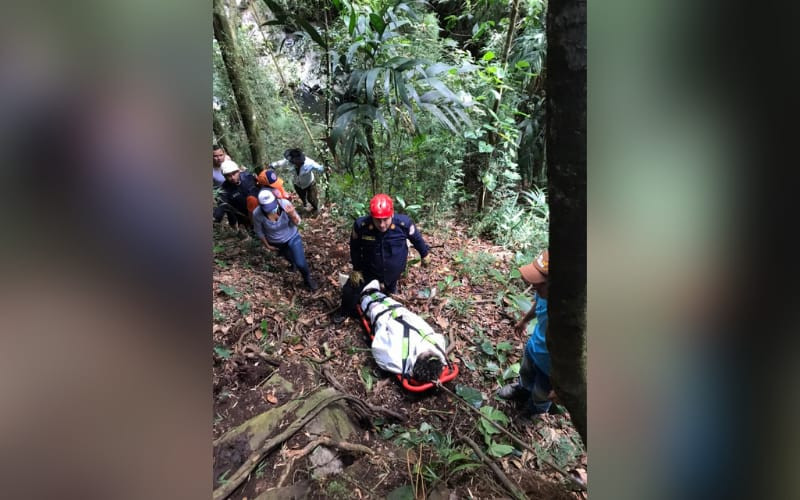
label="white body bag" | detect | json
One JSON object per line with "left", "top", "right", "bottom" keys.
{"left": 359, "top": 280, "right": 448, "bottom": 377}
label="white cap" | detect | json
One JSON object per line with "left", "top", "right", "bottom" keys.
{"left": 257, "top": 189, "right": 275, "bottom": 205}
{"left": 220, "top": 160, "right": 239, "bottom": 175}
{"left": 257, "top": 189, "right": 278, "bottom": 213}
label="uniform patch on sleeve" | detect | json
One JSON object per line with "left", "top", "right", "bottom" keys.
{"left": 409, "top": 224, "right": 416, "bottom": 235}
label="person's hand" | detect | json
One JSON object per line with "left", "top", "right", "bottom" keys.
{"left": 514, "top": 320, "right": 528, "bottom": 336}
{"left": 421, "top": 254, "right": 430, "bottom": 267}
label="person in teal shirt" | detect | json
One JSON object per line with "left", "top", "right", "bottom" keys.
{"left": 497, "top": 249, "right": 553, "bottom": 415}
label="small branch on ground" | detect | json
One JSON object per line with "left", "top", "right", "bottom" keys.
{"left": 462, "top": 435, "right": 526, "bottom": 500}
{"left": 437, "top": 383, "right": 587, "bottom": 491}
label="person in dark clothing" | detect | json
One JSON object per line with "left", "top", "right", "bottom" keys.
{"left": 332, "top": 193, "right": 430, "bottom": 324}
{"left": 212, "top": 160, "right": 259, "bottom": 231}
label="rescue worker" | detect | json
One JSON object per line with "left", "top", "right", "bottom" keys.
{"left": 268, "top": 149, "right": 325, "bottom": 213}
{"left": 332, "top": 193, "right": 430, "bottom": 324}
{"left": 213, "top": 160, "right": 259, "bottom": 232}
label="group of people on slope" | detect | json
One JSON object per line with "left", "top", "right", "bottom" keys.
{"left": 212, "top": 143, "right": 556, "bottom": 419}
{"left": 212, "top": 144, "right": 324, "bottom": 290}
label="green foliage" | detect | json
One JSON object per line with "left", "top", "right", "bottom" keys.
{"left": 452, "top": 250, "right": 496, "bottom": 285}
{"left": 219, "top": 284, "right": 240, "bottom": 298}
{"left": 383, "top": 420, "right": 481, "bottom": 486}
{"left": 469, "top": 328, "right": 519, "bottom": 386}
{"left": 236, "top": 300, "right": 252, "bottom": 316}
{"left": 360, "top": 366, "right": 375, "bottom": 392}
{"left": 472, "top": 186, "right": 548, "bottom": 255}
{"left": 214, "top": 346, "right": 232, "bottom": 359}
{"left": 455, "top": 384, "right": 484, "bottom": 408}
{"left": 213, "top": 308, "right": 226, "bottom": 322}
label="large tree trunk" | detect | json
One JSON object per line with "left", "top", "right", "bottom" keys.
{"left": 213, "top": 0, "right": 267, "bottom": 168}
{"left": 545, "top": 0, "right": 587, "bottom": 447}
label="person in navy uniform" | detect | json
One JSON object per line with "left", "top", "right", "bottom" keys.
{"left": 332, "top": 193, "right": 430, "bottom": 324}
{"left": 213, "top": 160, "right": 259, "bottom": 233}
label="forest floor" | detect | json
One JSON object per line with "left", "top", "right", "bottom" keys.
{"left": 212, "top": 204, "right": 587, "bottom": 500}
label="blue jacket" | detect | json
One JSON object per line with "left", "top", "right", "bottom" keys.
{"left": 213, "top": 172, "right": 259, "bottom": 221}
{"left": 350, "top": 214, "right": 430, "bottom": 286}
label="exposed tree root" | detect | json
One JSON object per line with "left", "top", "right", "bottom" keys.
{"left": 322, "top": 365, "right": 407, "bottom": 422}
{"left": 277, "top": 435, "right": 375, "bottom": 488}
{"left": 212, "top": 391, "right": 346, "bottom": 500}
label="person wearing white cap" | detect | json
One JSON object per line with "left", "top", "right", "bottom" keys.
{"left": 252, "top": 189, "right": 318, "bottom": 291}
{"left": 213, "top": 159, "right": 259, "bottom": 232}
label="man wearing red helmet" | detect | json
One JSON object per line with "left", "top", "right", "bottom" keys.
{"left": 332, "top": 193, "right": 430, "bottom": 324}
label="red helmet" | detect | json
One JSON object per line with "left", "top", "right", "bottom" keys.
{"left": 370, "top": 194, "right": 394, "bottom": 218}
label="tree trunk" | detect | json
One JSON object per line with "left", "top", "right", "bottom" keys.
{"left": 212, "top": 111, "right": 232, "bottom": 154}
{"left": 545, "top": 0, "right": 587, "bottom": 447}
{"left": 365, "top": 123, "right": 378, "bottom": 195}
{"left": 476, "top": 0, "right": 521, "bottom": 212}
{"left": 213, "top": 0, "right": 267, "bottom": 168}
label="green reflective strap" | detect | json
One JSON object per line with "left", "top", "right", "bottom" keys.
{"left": 402, "top": 336, "right": 409, "bottom": 358}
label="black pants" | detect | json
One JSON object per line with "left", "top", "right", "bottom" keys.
{"left": 294, "top": 182, "right": 319, "bottom": 210}
{"left": 339, "top": 274, "right": 399, "bottom": 317}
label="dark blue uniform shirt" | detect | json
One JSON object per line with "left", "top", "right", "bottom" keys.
{"left": 213, "top": 172, "right": 259, "bottom": 222}
{"left": 350, "top": 214, "right": 430, "bottom": 293}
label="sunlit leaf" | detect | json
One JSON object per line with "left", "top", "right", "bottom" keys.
{"left": 488, "top": 442, "right": 515, "bottom": 458}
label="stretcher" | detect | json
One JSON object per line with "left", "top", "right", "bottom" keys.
{"left": 356, "top": 303, "right": 459, "bottom": 392}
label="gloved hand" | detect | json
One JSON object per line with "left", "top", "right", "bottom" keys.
{"left": 349, "top": 270, "right": 364, "bottom": 287}
{"left": 421, "top": 254, "right": 430, "bottom": 267}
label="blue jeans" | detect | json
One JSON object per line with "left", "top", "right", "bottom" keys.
{"left": 275, "top": 234, "right": 311, "bottom": 284}
{"left": 519, "top": 350, "right": 552, "bottom": 414}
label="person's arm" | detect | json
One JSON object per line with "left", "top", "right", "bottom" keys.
{"left": 349, "top": 222, "right": 363, "bottom": 271}
{"left": 269, "top": 158, "right": 289, "bottom": 169}
{"left": 280, "top": 199, "right": 301, "bottom": 226}
{"left": 252, "top": 213, "right": 272, "bottom": 248}
{"left": 514, "top": 301, "right": 538, "bottom": 336}
{"left": 307, "top": 158, "right": 325, "bottom": 172}
{"left": 405, "top": 219, "right": 430, "bottom": 262}
{"left": 260, "top": 236, "right": 279, "bottom": 252}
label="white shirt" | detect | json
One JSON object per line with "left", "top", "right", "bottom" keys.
{"left": 271, "top": 157, "right": 325, "bottom": 189}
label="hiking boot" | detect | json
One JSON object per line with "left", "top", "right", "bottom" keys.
{"left": 331, "top": 309, "right": 347, "bottom": 325}
{"left": 497, "top": 383, "right": 530, "bottom": 401}
{"left": 305, "top": 278, "right": 319, "bottom": 291}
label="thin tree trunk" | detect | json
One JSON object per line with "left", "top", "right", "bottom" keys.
{"left": 213, "top": 111, "right": 232, "bottom": 154}
{"left": 546, "top": 0, "right": 587, "bottom": 447}
{"left": 213, "top": 0, "right": 267, "bottom": 168}
{"left": 477, "top": 0, "right": 520, "bottom": 212}
{"left": 365, "top": 123, "right": 378, "bottom": 195}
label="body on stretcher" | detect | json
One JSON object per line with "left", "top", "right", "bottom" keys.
{"left": 356, "top": 280, "right": 458, "bottom": 392}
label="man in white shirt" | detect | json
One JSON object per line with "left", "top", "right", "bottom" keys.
{"left": 269, "top": 148, "right": 325, "bottom": 214}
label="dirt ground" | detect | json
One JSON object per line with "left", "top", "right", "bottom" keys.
{"left": 213, "top": 204, "right": 587, "bottom": 499}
